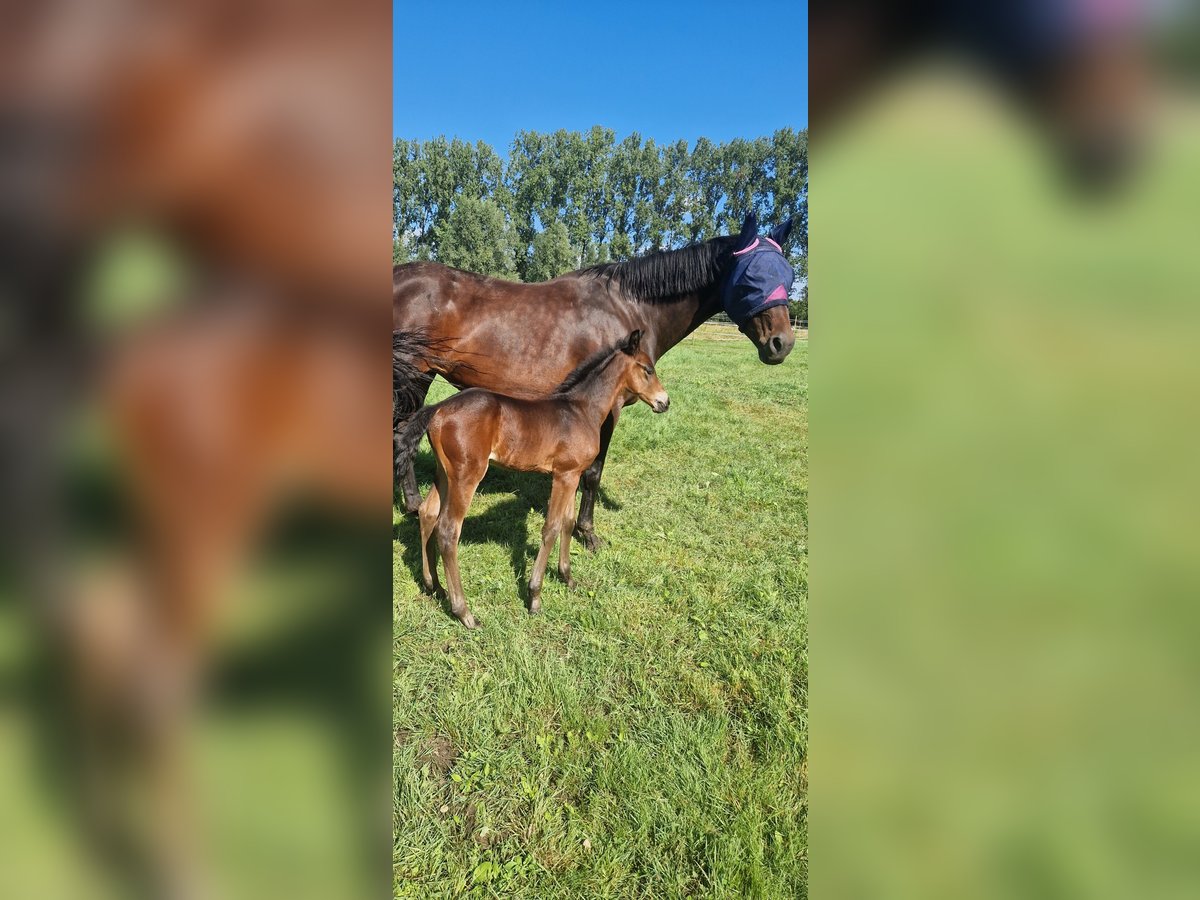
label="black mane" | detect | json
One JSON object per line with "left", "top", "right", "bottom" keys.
{"left": 551, "top": 341, "right": 623, "bottom": 396}
{"left": 581, "top": 235, "right": 737, "bottom": 301}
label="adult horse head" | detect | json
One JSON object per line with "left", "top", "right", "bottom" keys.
{"left": 723, "top": 213, "right": 798, "bottom": 365}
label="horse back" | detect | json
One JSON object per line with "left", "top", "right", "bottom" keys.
{"left": 393, "top": 263, "right": 642, "bottom": 396}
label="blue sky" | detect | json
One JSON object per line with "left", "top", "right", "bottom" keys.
{"left": 394, "top": 0, "right": 807, "bottom": 152}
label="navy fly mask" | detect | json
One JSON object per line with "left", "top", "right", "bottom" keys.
{"left": 721, "top": 218, "right": 796, "bottom": 328}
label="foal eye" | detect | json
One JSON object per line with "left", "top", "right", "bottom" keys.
{"left": 644, "top": 366, "right": 653, "bottom": 376}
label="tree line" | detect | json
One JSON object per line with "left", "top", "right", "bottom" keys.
{"left": 393, "top": 127, "right": 807, "bottom": 314}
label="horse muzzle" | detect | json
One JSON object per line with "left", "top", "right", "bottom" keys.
{"left": 652, "top": 395, "right": 670, "bottom": 414}
{"left": 759, "top": 330, "right": 795, "bottom": 365}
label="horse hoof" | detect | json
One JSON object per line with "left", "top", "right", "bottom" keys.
{"left": 574, "top": 528, "right": 606, "bottom": 553}
{"left": 460, "top": 613, "right": 479, "bottom": 629}
{"left": 562, "top": 576, "right": 576, "bottom": 589}
{"left": 528, "top": 596, "right": 542, "bottom": 615}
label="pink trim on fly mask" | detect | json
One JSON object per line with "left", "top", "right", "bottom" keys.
{"left": 766, "top": 284, "right": 789, "bottom": 302}
{"left": 764, "top": 237, "right": 783, "bottom": 252}
{"left": 732, "top": 237, "right": 760, "bottom": 256}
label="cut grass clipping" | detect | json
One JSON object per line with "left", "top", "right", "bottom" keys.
{"left": 395, "top": 336, "right": 807, "bottom": 899}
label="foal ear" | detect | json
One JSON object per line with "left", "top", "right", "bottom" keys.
{"left": 769, "top": 218, "right": 794, "bottom": 248}
{"left": 623, "top": 329, "right": 643, "bottom": 354}
{"left": 733, "top": 212, "right": 758, "bottom": 252}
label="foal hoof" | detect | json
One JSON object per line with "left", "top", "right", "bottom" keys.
{"left": 561, "top": 575, "right": 576, "bottom": 589}
{"left": 459, "top": 612, "right": 479, "bottom": 630}
{"left": 573, "top": 527, "right": 606, "bottom": 553}
{"left": 528, "top": 595, "right": 542, "bottom": 615}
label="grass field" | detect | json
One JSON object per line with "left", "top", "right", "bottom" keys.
{"left": 393, "top": 336, "right": 808, "bottom": 898}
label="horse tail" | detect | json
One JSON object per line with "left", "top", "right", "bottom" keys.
{"left": 394, "top": 403, "right": 439, "bottom": 484}
{"left": 392, "top": 328, "right": 441, "bottom": 370}
{"left": 393, "top": 329, "right": 481, "bottom": 407}
{"left": 393, "top": 330, "right": 437, "bottom": 425}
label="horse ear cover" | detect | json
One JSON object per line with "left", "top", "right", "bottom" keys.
{"left": 624, "top": 329, "right": 643, "bottom": 354}
{"left": 770, "top": 218, "right": 793, "bottom": 248}
{"left": 734, "top": 212, "right": 758, "bottom": 252}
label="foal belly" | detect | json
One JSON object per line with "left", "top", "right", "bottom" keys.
{"left": 488, "top": 403, "right": 596, "bottom": 474}
{"left": 489, "top": 445, "right": 556, "bottom": 475}
{"left": 490, "top": 435, "right": 594, "bottom": 475}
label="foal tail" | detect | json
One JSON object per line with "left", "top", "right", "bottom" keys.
{"left": 394, "top": 404, "right": 439, "bottom": 482}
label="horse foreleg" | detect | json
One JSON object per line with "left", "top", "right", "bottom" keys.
{"left": 531, "top": 473, "right": 580, "bottom": 613}
{"left": 574, "top": 408, "right": 620, "bottom": 552}
{"left": 557, "top": 473, "right": 581, "bottom": 588}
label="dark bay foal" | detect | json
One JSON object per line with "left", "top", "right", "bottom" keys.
{"left": 394, "top": 330, "right": 668, "bottom": 627}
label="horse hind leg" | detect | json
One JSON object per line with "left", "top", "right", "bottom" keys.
{"left": 394, "top": 368, "right": 434, "bottom": 516}
{"left": 400, "top": 454, "right": 425, "bottom": 517}
{"left": 436, "top": 463, "right": 486, "bottom": 629}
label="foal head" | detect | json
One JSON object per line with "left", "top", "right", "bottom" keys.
{"left": 616, "top": 330, "right": 670, "bottom": 414}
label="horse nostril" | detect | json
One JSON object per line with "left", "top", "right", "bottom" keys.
{"left": 769, "top": 335, "right": 784, "bottom": 355}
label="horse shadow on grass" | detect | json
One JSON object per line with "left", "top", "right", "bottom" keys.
{"left": 393, "top": 449, "right": 621, "bottom": 617}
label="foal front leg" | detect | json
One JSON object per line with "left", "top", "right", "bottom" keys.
{"left": 558, "top": 472, "right": 582, "bottom": 589}
{"left": 529, "top": 473, "right": 580, "bottom": 614}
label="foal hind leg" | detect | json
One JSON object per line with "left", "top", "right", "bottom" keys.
{"left": 436, "top": 464, "right": 486, "bottom": 628}
{"left": 417, "top": 477, "right": 442, "bottom": 594}
{"left": 529, "top": 472, "right": 580, "bottom": 614}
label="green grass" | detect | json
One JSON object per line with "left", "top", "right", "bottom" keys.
{"left": 393, "top": 337, "right": 808, "bottom": 898}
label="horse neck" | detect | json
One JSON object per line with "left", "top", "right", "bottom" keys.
{"left": 565, "top": 355, "right": 631, "bottom": 424}
{"left": 640, "top": 284, "right": 725, "bottom": 358}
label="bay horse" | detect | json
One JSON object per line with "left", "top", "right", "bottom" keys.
{"left": 393, "top": 212, "right": 797, "bottom": 550}
{"left": 394, "top": 330, "right": 668, "bottom": 628}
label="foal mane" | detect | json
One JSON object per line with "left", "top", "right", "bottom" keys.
{"left": 581, "top": 235, "right": 737, "bottom": 301}
{"left": 551, "top": 342, "right": 624, "bottom": 396}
